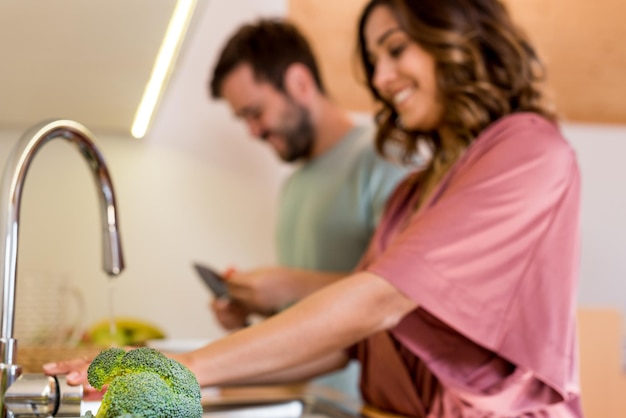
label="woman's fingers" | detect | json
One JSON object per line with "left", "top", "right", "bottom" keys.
{"left": 43, "top": 357, "right": 91, "bottom": 387}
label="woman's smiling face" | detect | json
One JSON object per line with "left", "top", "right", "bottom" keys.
{"left": 363, "top": 5, "right": 443, "bottom": 132}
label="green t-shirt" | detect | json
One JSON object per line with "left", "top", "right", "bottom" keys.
{"left": 276, "top": 124, "right": 409, "bottom": 272}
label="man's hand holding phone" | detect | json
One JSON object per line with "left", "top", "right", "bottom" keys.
{"left": 210, "top": 296, "right": 251, "bottom": 331}
{"left": 194, "top": 263, "right": 251, "bottom": 330}
{"left": 193, "top": 263, "right": 230, "bottom": 298}
{"left": 196, "top": 264, "right": 302, "bottom": 330}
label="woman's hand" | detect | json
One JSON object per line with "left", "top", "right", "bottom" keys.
{"left": 43, "top": 357, "right": 105, "bottom": 397}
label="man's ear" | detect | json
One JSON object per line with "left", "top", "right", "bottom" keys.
{"left": 283, "top": 63, "right": 315, "bottom": 103}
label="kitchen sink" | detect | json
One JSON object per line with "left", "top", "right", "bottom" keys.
{"left": 202, "top": 394, "right": 364, "bottom": 418}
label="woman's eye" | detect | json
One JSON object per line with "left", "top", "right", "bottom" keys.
{"left": 389, "top": 43, "right": 406, "bottom": 58}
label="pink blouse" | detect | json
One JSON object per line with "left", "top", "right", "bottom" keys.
{"left": 353, "top": 113, "right": 583, "bottom": 417}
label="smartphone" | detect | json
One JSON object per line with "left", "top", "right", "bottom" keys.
{"left": 192, "top": 262, "right": 229, "bottom": 298}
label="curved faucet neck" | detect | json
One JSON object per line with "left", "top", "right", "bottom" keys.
{"left": 0, "top": 119, "right": 125, "bottom": 357}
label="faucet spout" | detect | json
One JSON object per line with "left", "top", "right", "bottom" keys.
{"left": 0, "top": 120, "right": 125, "bottom": 403}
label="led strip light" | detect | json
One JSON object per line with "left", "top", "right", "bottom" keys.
{"left": 131, "top": 0, "right": 197, "bottom": 138}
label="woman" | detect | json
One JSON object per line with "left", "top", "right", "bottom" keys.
{"left": 45, "top": 0, "right": 582, "bottom": 416}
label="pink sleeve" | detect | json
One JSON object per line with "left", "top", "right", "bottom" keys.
{"left": 367, "top": 114, "right": 581, "bottom": 398}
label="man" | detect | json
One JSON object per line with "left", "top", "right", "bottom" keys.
{"left": 207, "top": 18, "right": 410, "bottom": 396}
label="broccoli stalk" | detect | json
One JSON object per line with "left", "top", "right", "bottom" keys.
{"left": 86, "top": 347, "right": 203, "bottom": 418}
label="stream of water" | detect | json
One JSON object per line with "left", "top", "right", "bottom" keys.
{"left": 107, "top": 279, "right": 117, "bottom": 339}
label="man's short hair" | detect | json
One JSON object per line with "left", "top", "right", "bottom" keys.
{"left": 210, "top": 19, "right": 326, "bottom": 98}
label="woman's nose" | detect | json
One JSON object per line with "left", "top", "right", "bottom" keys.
{"left": 372, "top": 57, "right": 396, "bottom": 93}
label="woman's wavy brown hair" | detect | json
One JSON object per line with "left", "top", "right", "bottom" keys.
{"left": 357, "top": 0, "right": 556, "bottom": 203}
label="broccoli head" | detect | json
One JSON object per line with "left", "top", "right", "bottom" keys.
{"left": 86, "top": 347, "right": 126, "bottom": 390}
{"left": 86, "top": 347, "right": 202, "bottom": 418}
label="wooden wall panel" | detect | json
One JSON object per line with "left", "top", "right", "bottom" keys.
{"left": 289, "top": 0, "right": 626, "bottom": 125}
{"left": 577, "top": 309, "right": 626, "bottom": 418}
{"left": 503, "top": 0, "right": 626, "bottom": 124}
{"left": 288, "top": 0, "right": 373, "bottom": 112}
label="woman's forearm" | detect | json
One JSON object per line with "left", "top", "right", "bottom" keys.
{"left": 179, "top": 271, "right": 417, "bottom": 387}
{"left": 213, "top": 350, "right": 350, "bottom": 386}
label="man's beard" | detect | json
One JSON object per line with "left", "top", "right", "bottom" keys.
{"left": 271, "top": 100, "right": 315, "bottom": 163}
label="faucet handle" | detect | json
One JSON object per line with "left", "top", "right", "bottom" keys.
{"left": 55, "top": 375, "right": 82, "bottom": 417}
{"left": 3, "top": 373, "right": 82, "bottom": 417}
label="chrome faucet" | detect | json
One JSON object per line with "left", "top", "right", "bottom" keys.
{"left": 0, "top": 119, "right": 125, "bottom": 416}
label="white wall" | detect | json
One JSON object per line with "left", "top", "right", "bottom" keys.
{"left": 0, "top": 0, "right": 290, "bottom": 341}
{"left": 562, "top": 123, "right": 626, "bottom": 312}
{"left": 0, "top": 0, "right": 625, "bottom": 345}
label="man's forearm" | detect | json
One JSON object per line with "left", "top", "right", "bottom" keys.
{"left": 283, "top": 269, "right": 345, "bottom": 301}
